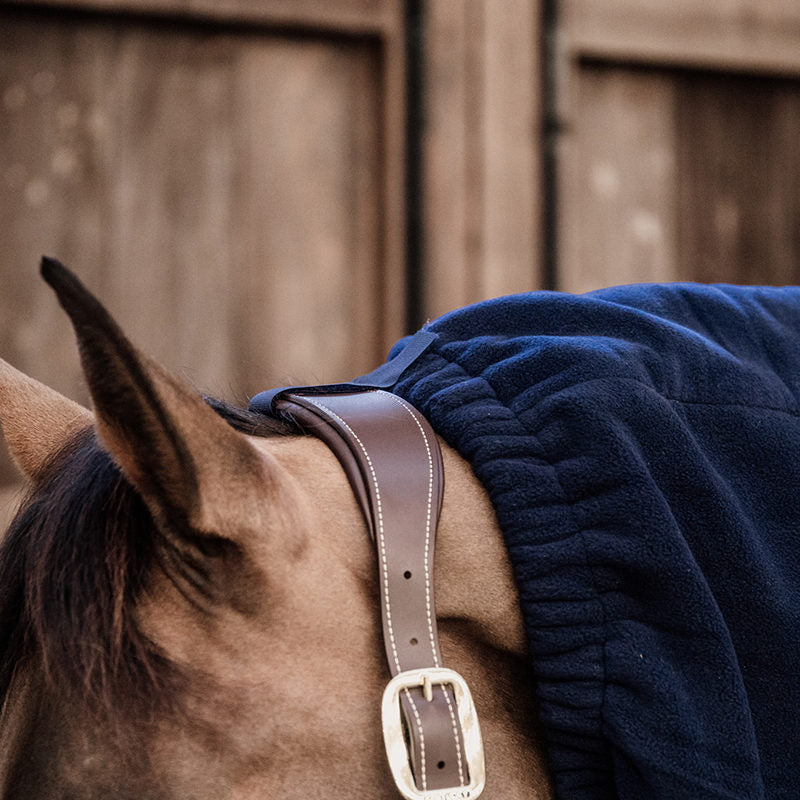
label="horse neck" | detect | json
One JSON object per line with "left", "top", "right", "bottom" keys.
{"left": 271, "top": 433, "right": 555, "bottom": 799}
{"left": 0, "top": 665, "right": 155, "bottom": 799}
{"left": 263, "top": 432, "right": 554, "bottom": 798}
{"left": 434, "top": 443, "right": 554, "bottom": 799}
{"left": 1, "top": 433, "right": 554, "bottom": 799}
{"left": 435, "top": 443, "right": 529, "bottom": 653}
{"left": 0, "top": 666, "right": 37, "bottom": 794}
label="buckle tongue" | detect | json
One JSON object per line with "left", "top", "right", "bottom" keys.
{"left": 381, "top": 668, "right": 486, "bottom": 800}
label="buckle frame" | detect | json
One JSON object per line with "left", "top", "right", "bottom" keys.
{"left": 381, "top": 667, "right": 486, "bottom": 800}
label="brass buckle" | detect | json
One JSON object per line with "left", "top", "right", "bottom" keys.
{"left": 381, "top": 668, "right": 486, "bottom": 800}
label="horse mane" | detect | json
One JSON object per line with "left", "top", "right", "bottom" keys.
{"left": 0, "top": 399, "right": 295, "bottom": 720}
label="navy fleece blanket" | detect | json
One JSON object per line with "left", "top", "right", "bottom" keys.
{"left": 387, "top": 284, "right": 800, "bottom": 800}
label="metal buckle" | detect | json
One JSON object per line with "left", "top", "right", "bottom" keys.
{"left": 381, "top": 667, "right": 486, "bottom": 800}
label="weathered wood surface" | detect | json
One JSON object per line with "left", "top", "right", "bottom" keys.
{"left": 2, "top": 0, "right": 396, "bottom": 35}
{"left": 564, "top": 0, "right": 800, "bottom": 76}
{"left": 558, "top": 63, "right": 800, "bottom": 293}
{"left": 422, "top": 0, "right": 542, "bottom": 320}
{"left": 0, "top": 7, "right": 404, "bottom": 491}
{"left": 558, "top": 67, "right": 679, "bottom": 292}
{"left": 676, "top": 72, "right": 800, "bottom": 286}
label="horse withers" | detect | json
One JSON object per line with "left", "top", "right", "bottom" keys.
{"left": 0, "top": 261, "right": 552, "bottom": 799}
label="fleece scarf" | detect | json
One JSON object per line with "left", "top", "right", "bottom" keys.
{"left": 382, "top": 284, "right": 800, "bottom": 800}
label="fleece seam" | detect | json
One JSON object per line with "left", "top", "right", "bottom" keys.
{"left": 417, "top": 351, "right": 616, "bottom": 780}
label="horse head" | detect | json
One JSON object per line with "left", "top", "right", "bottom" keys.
{"left": 0, "top": 260, "right": 551, "bottom": 799}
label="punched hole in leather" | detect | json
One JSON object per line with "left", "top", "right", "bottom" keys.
{"left": 273, "top": 389, "right": 483, "bottom": 797}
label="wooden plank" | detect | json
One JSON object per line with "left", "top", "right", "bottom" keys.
{"left": 378, "top": 3, "right": 407, "bottom": 348}
{"left": 0, "top": 9, "right": 400, "bottom": 488}
{"left": 230, "top": 36, "right": 386, "bottom": 392}
{"left": 563, "top": 0, "right": 800, "bottom": 77}
{"left": 422, "top": 0, "right": 542, "bottom": 320}
{"left": 422, "top": 0, "right": 478, "bottom": 318}
{"left": 95, "top": 24, "right": 240, "bottom": 396}
{"left": 0, "top": 12, "right": 107, "bottom": 413}
{"left": 481, "top": 0, "right": 541, "bottom": 301}
{"left": 676, "top": 71, "right": 800, "bottom": 285}
{"left": 0, "top": 10, "right": 87, "bottom": 484}
{"left": 2, "top": 0, "right": 397, "bottom": 36}
{"left": 558, "top": 65, "right": 679, "bottom": 292}
{"left": 557, "top": 62, "right": 800, "bottom": 292}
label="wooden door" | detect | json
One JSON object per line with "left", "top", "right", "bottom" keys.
{"left": 417, "top": 0, "right": 800, "bottom": 308}
{"left": 0, "top": 0, "right": 405, "bottom": 524}
{"left": 557, "top": 0, "right": 800, "bottom": 292}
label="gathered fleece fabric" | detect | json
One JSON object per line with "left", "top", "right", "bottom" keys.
{"left": 387, "top": 284, "right": 800, "bottom": 800}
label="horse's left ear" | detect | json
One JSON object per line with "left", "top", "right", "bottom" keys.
{"left": 40, "top": 257, "right": 275, "bottom": 543}
{"left": 0, "top": 358, "right": 93, "bottom": 480}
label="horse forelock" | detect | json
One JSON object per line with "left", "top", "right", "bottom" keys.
{"left": 0, "top": 398, "right": 295, "bottom": 724}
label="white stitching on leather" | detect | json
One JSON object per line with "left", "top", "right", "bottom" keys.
{"left": 309, "top": 393, "right": 463, "bottom": 788}
{"left": 404, "top": 687, "right": 427, "bottom": 791}
{"left": 440, "top": 686, "right": 466, "bottom": 784}
{"left": 307, "top": 399, "right": 402, "bottom": 672}
{"left": 382, "top": 392, "right": 465, "bottom": 785}
{"left": 309, "top": 397, "right": 433, "bottom": 786}
{"left": 380, "top": 392, "right": 438, "bottom": 665}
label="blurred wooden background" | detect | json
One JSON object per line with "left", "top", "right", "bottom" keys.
{"left": 2, "top": 0, "right": 800, "bottom": 522}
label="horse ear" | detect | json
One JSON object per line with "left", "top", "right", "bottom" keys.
{"left": 0, "top": 358, "right": 93, "bottom": 480}
{"left": 40, "top": 257, "right": 272, "bottom": 540}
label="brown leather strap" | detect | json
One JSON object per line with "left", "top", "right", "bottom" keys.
{"left": 275, "top": 389, "right": 474, "bottom": 795}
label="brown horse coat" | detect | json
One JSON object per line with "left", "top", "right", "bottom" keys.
{"left": 0, "top": 261, "right": 553, "bottom": 799}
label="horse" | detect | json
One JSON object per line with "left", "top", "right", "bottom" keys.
{"left": 0, "top": 259, "right": 554, "bottom": 799}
